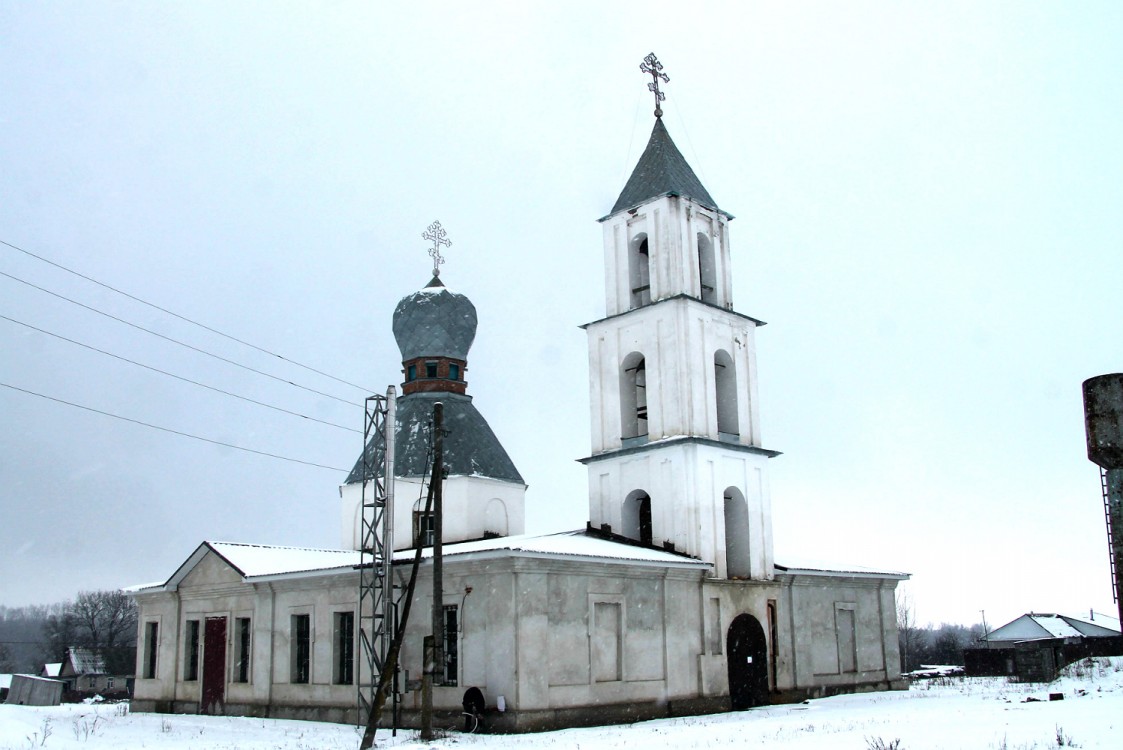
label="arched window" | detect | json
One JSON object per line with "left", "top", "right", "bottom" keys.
{"left": 724, "top": 487, "right": 751, "bottom": 578}
{"left": 620, "top": 352, "right": 648, "bottom": 440}
{"left": 698, "top": 232, "right": 716, "bottom": 304}
{"left": 484, "top": 498, "right": 508, "bottom": 538}
{"left": 714, "top": 349, "right": 739, "bottom": 438}
{"left": 629, "top": 234, "right": 652, "bottom": 309}
{"left": 622, "top": 490, "right": 653, "bottom": 545}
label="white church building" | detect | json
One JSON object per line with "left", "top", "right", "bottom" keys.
{"left": 130, "top": 87, "right": 908, "bottom": 732}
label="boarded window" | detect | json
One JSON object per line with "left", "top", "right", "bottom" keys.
{"left": 708, "top": 597, "right": 722, "bottom": 655}
{"left": 837, "top": 606, "right": 857, "bottom": 674}
{"left": 591, "top": 602, "right": 622, "bottom": 682}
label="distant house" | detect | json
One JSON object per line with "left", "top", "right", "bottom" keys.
{"left": 983, "top": 613, "right": 1120, "bottom": 645}
{"left": 966, "top": 612, "right": 1122, "bottom": 681}
{"left": 40, "top": 662, "right": 61, "bottom": 678}
{"left": 56, "top": 647, "right": 130, "bottom": 700}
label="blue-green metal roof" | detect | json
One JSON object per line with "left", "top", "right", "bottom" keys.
{"left": 345, "top": 392, "right": 524, "bottom": 485}
{"left": 607, "top": 118, "right": 720, "bottom": 218}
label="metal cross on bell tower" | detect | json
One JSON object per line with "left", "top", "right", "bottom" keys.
{"left": 423, "top": 220, "right": 452, "bottom": 278}
{"left": 640, "top": 52, "right": 669, "bottom": 118}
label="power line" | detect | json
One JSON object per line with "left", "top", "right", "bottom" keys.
{"left": 0, "top": 269, "right": 362, "bottom": 408}
{"left": 0, "top": 237, "right": 374, "bottom": 393}
{"left": 0, "top": 381, "right": 349, "bottom": 473}
{"left": 0, "top": 313, "right": 361, "bottom": 434}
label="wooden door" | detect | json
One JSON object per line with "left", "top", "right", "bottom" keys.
{"left": 727, "top": 613, "right": 769, "bottom": 710}
{"left": 201, "top": 617, "right": 227, "bottom": 715}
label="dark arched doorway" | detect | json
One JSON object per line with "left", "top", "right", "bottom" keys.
{"left": 726, "top": 613, "right": 769, "bottom": 710}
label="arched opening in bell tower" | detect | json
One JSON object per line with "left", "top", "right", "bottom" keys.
{"left": 723, "top": 486, "right": 751, "bottom": 578}
{"left": 714, "top": 349, "right": 739, "bottom": 438}
{"left": 697, "top": 232, "right": 717, "bottom": 304}
{"left": 622, "top": 489, "right": 653, "bottom": 545}
{"left": 628, "top": 234, "right": 652, "bottom": 309}
{"left": 620, "top": 352, "right": 648, "bottom": 441}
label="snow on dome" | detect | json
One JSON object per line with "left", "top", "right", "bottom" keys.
{"left": 392, "top": 276, "right": 478, "bottom": 361}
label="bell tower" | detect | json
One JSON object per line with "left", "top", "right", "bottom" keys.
{"left": 581, "top": 55, "right": 778, "bottom": 579}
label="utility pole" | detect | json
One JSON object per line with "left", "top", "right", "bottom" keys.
{"left": 419, "top": 402, "right": 445, "bottom": 741}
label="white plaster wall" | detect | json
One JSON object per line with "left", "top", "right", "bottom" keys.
{"left": 776, "top": 573, "right": 906, "bottom": 694}
{"left": 602, "top": 197, "right": 732, "bottom": 317}
{"left": 585, "top": 297, "right": 761, "bottom": 454}
{"left": 340, "top": 475, "right": 525, "bottom": 551}
{"left": 587, "top": 441, "right": 773, "bottom": 580}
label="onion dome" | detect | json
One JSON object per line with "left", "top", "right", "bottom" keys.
{"left": 392, "top": 276, "right": 477, "bottom": 395}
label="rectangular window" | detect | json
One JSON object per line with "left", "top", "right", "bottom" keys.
{"left": 448, "top": 364, "right": 460, "bottom": 380}
{"left": 443, "top": 605, "right": 458, "bottom": 686}
{"left": 184, "top": 619, "right": 200, "bottom": 681}
{"left": 107, "top": 677, "right": 115, "bottom": 689}
{"left": 414, "top": 511, "right": 435, "bottom": 547}
{"left": 425, "top": 361, "right": 438, "bottom": 378}
{"left": 234, "top": 617, "right": 251, "bottom": 683}
{"left": 333, "top": 611, "right": 355, "bottom": 685}
{"left": 291, "top": 614, "right": 311, "bottom": 683}
{"left": 144, "top": 621, "right": 159, "bottom": 679}
{"left": 407, "top": 364, "right": 417, "bottom": 381}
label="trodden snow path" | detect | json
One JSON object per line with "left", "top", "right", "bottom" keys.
{"left": 2, "top": 658, "right": 1120, "bottom": 750}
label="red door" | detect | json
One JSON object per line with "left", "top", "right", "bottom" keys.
{"left": 201, "top": 617, "right": 227, "bottom": 715}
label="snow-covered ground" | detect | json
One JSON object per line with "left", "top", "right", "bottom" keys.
{"left": 2, "top": 658, "right": 1121, "bottom": 750}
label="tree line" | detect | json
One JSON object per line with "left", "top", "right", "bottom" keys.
{"left": 897, "top": 592, "right": 985, "bottom": 671}
{"left": 0, "top": 590, "right": 137, "bottom": 675}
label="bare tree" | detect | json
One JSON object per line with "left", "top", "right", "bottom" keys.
{"left": 896, "top": 589, "right": 918, "bottom": 673}
{"left": 43, "top": 591, "right": 137, "bottom": 674}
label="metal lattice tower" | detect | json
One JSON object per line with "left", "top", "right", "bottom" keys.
{"left": 358, "top": 387, "right": 396, "bottom": 723}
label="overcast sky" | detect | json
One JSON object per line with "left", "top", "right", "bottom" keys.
{"left": 2, "top": 2, "right": 1121, "bottom": 630}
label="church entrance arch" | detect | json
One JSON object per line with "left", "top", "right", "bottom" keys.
{"left": 201, "top": 616, "right": 227, "bottom": 715}
{"left": 726, "top": 613, "right": 769, "bottom": 710}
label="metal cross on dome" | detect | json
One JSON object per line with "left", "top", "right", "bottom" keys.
{"left": 423, "top": 220, "right": 452, "bottom": 277}
{"left": 640, "top": 53, "right": 669, "bottom": 118}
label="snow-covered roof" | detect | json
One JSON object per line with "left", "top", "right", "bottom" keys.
{"left": 394, "top": 530, "right": 712, "bottom": 569}
{"left": 774, "top": 557, "right": 909, "bottom": 580}
{"left": 66, "top": 648, "right": 106, "bottom": 675}
{"left": 41, "top": 663, "right": 61, "bottom": 677}
{"left": 0, "top": 674, "right": 12, "bottom": 689}
{"left": 138, "top": 530, "right": 712, "bottom": 593}
{"left": 148, "top": 541, "right": 362, "bottom": 591}
{"left": 985, "top": 613, "right": 1122, "bottom": 642}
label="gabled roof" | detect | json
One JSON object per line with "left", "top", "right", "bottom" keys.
{"left": 606, "top": 117, "right": 722, "bottom": 219}
{"left": 984, "top": 612, "right": 1122, "bottom": 642}
{"left": 64, "top": 648, "right": 106, "bottom": 676}
{"left": 41, "top": 663, "right": 61, "bottom": 677}
{"left": 157, "top": 541, "right": 363, "bottom": 590}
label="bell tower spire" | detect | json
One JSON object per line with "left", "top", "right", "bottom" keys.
{"left": 581, "top": 58, "right": 778, "bottom": 580}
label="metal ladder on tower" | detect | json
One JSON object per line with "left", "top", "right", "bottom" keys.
{"left": 1101, "top": 468, "right": 1118, "bottom": 603}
